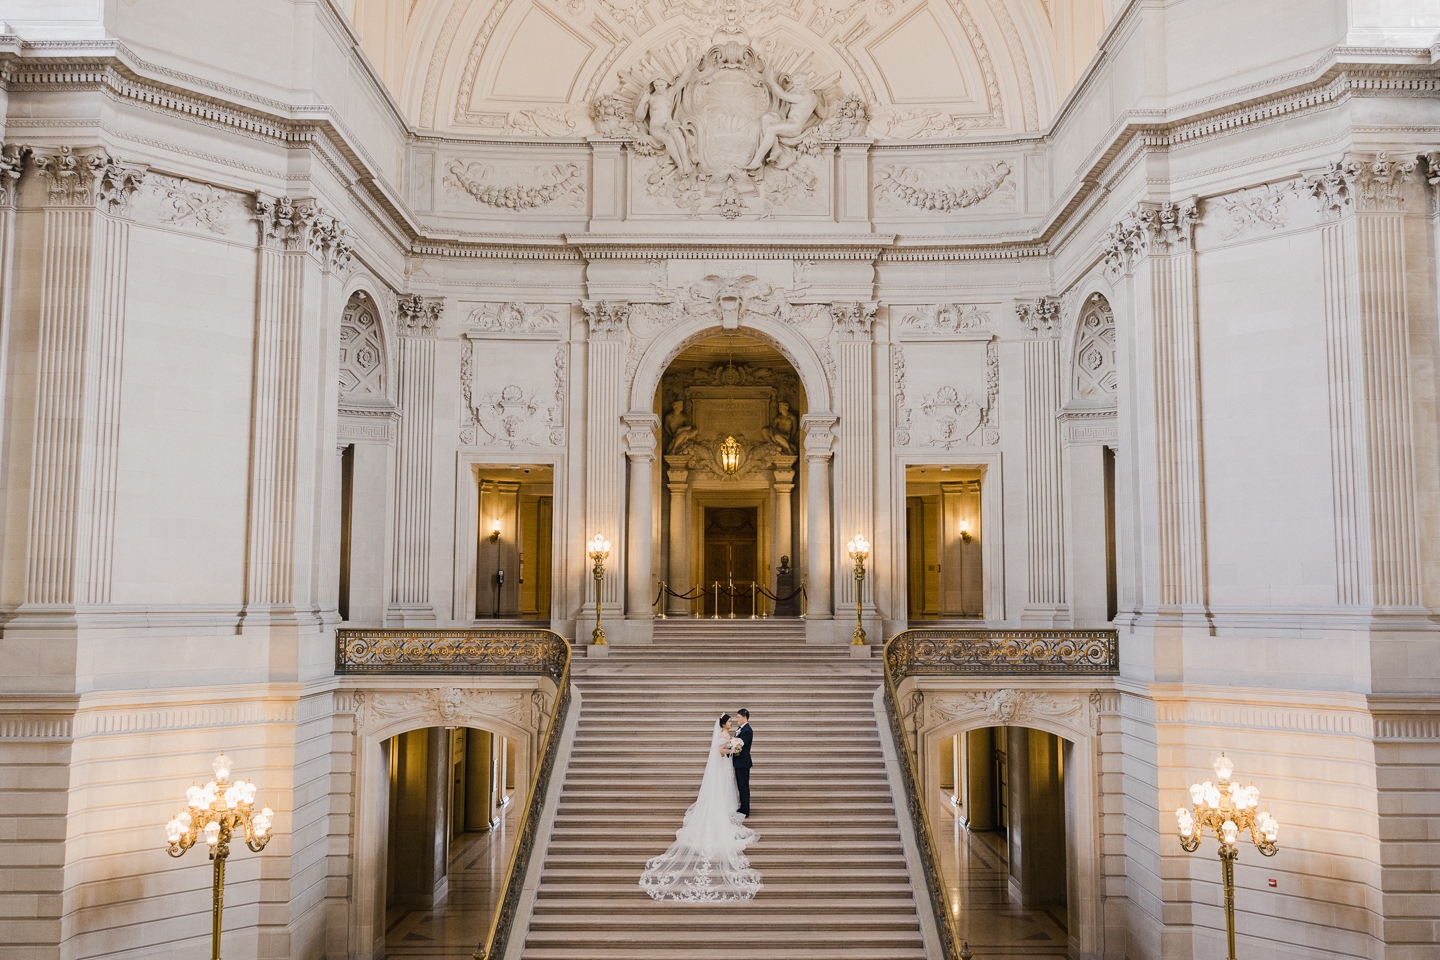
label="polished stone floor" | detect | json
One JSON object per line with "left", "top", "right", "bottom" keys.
{"left": 934, "top": 798, "right": 1070, "bottom": 957}
{"left": 384, "top": 804, "right": 519, "bottom": 958}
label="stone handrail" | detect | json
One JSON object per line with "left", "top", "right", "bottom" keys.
{"left": 886, "top": 627, "right": 1119, "bottom": 679}
{"left": 882, "top": 627, "right": 1118, "bottom": 960}
{"left": 334, "top": 627, "right": 571, "bottom": 960}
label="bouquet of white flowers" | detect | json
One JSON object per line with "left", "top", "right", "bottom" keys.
{"left": 728, "top": 737, "right": 744, "bottom": 755}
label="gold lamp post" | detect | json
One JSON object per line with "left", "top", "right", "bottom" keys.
{"left": 1175, "top": 753, "right": 1279, "bottom": 960}
{"left": 587, "top": 533, "right": 611, "bottom": 645}
{"left": 164, "top": 753, "right": 274, "bottom": 960}
{"left": 846, "top": 532, "right": 870, "bottom": 644}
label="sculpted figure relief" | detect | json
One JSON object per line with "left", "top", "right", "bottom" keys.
{"left": 636, "top": 74, "right": 696, "bottom": 175}
{"left": 761, "top": 401, "right": 797, "bottom": 454}
{"left": 665, "top": 400, "right": 700, "bottom": 454}
{"left": 748, "top": 73, "right": 819, "bottom": 170}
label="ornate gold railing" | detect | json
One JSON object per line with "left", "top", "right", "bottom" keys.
{"left": 334, "top": 627, "right": 571, "bottom": 960}
{"left": 881, "top": 628, "right": 1118, "bottom": 959}
{"left": 887, "top": 627, "right": 1119, "bottom": 678}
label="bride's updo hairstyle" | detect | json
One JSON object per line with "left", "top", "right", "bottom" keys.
{"left": 718, "top": 713, "right": 730, "bottom": 728}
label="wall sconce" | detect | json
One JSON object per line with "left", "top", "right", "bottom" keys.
{"left": 719, "top": 436, "right": 742, "bottom": 475}
{"left": 489, "top": 518, "right": 501, "bottom": 543}
{"left": 959, "top": 519, "right": 972, "bottom": 544}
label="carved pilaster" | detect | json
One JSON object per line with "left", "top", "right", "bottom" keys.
{"left": 584, "top": 301, "right": 630, "bottom": 615}
{"left": 830, "top": 303, "right": 875, "bottom": 613}
{"left": 1308, "top": 153, "right": 1424, "bottom": 609}
{"left": 802, "top": 414, "right": 839, "bottom": 620}
{"left": 20, "top": 149, "right": 145, "bottom": 611}
{"left": 622, "top": 413, "right": 659, "bottom": 619}
{"left": 389, "top": 296, "right": 444, "bottom": 624}
{"left": 1023, "top": 336, "right": 1066, "bottom": 622}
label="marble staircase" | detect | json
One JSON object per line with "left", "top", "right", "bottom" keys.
{"left": 517, "top": 621, "right": 929, "bottom": 959}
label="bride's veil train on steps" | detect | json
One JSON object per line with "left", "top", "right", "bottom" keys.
{"left": 638, "top": 720, "right": 763, "bottom": 901}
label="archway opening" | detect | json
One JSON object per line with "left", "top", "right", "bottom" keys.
{"left": 653, "top": 331, "right": 808, "bottom": 618}
{"left": 382, "top": 725, "right": 518, "bottom": 950}
{"left": 935, "top": 725, "right": 1073, "bottom": 956}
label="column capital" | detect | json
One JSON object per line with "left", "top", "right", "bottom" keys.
{"left": 0, "top": 144, "right": 29, "bottom": 208}
{"left": 1016, "top": 297, "right": 1061, "bottom": 337}
{"left": 397, "top": 293, "right": 445, "bottom": 337}
{"left": 252, "top": 192, "right": 353, "bottom": 269}
{"left": 801, "top": 413, "right": 839, "bottom": 460}
{"left": 621, "top": 412, "right": 660, "bottom": 460}
{"left": 32, "top": 146, "right": 146, "bottom": 215}
{"left": 582, "top": 299, "right": 630, "bottom": 340}
{"left": 1101, "top": 197, "right": 1199, "bottom": 277}
{"left": 829, "top": 301, "right": 877, "bottom": 339}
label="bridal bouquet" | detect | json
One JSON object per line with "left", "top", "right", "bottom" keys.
{"left": 727, "top": 737, "right": 744, "bottom": 755}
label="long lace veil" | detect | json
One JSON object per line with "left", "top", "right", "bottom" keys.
{"left": 638, "top": 721, "right": 762, "bottom": 901}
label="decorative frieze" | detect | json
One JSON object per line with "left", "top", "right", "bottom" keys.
{"left": 444, "top": 159, "right": 585, "bottom": 211}
{"left": 466, "top": 301, "right": 564, "bottom": 336}
{"left": 895, "top": 303, "right": 992, "bottom": 337}
{"left": 874, "top": 161, "right": 1012, "bottom": 213}
{"left": 1212, "top": 183, "right": 1292, "bottom": 241}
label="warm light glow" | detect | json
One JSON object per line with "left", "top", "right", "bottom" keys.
{"left": 1176, "top": 807, "right": 1194, "bottom": 838}
{"left": 1221, "top": 819, "right": 1239, "bottom": 845}
{"left": 187, "top": 783, "right": 204, "bottom": 808}
{"left": 166, "top": 817, "right": 183, "bottom": 844}
{"left": 212, "top": 753, "right": 233, "bottom": 782}
{"left": 1189, "top": 781, "right": 1205, "bottom": 805}
{"left": 203, "top": 821, "right": 220, "bottom": 846}
{"left": 719, "top": 435, "right": 742, "bottom": 474}
{"left": 847, "top": 533, "right": 870, "bottom": 560}
{"left": 587, "top": 533, "right": 610, "bottom": 560}
{"left": 255, "top": 807, "right": 273, "bottom": 837}
{"left": 1213, "top": 753, "right": 1234, "bottom": 782}
{"left": 959, "top": 520, "right": 968, "bottom": 533}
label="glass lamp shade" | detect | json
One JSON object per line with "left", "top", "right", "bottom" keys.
{"left": 1244, "top": 784, "right": 1260, "bottom": 807}
{"left": 847, "top": 533, "right": 870, "bottom": 559}
{"left": 200, "top": 782, "right": 218, "bottom": 810}
{"left": 1213, "top": 753, "right": 1235, "bottom": 782}
{"left": 223, "top": 785, "right": 241, "bottom": 809}
{"left": 1262, "top": 818, "right": 1279, "bottom": 842}
{"left": 1176, "top": 808, "right": 1194, "bottom": 838}
{"left": 255, "top": 807, "right": 274, "bottom": 837}
{"left": 178, "top": 810, "right": 192, "bottom": 830}
{"left": 587, "top": 534, "right": 610, "bottom": 560}
{"left": 1221, "top": 819, "right": 1239, "bottom": 845}
{"left": 166, "top": 818, "right": 183, "bottom": 843}
{"left": 1189, "top": 781, "right": 1205, "bottom": 805}
{"left": 186, "top": 784, "right": 204, "bottom": 808}
{"left": 203, "top": 821, "right": 221, "bottom": 846}
{"left": 1204, "top": 782, "right": 1221, "bottom": 809}
{"left": 718, "top": 436, "right": 742, "bottom": 474}
{"left": 240, "top": 781, "right": 257, "bottom": 804}
{"left": 212, "top": 753, "right": 233, "bottom": 782}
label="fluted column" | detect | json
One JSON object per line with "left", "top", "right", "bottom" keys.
{"left": 241, "top": 193, "right": 352, "bottom": 630}
{"left": 582, "top": 301, "right": 629, "bottom": 621}
{"left": 21, "top": 148, "right": 143, "bottom": 613}
{"left": 772, "top": 456, "right": 796, "bottom": 585}
{"left": 802, "top": 414, "right": 838, "bottom": 619}
{"left": 0, "top": 147, "right": 23, "bottom": 512}
{"left": 830, "top": 302, "right": 877, "bottom": 614}
{"left": 1306, "top": 155, "right": 1425, "bottom": 612}
{"left": 623, "top": 413, "right": 659, "bottom": 619}
{"left": 1017, "top": 298, "right": 1067, "bottom": 624}
{"left": 1103, "top": 199, "right": 1207, "bottom": 624}
{"left": 387, "top": 294, "right": 443, "bottom": 624}
{"left": 665, "top": 457, "right": 691, "bottom": 615}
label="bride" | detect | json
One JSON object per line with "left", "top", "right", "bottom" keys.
{"left": 639, "top": 713, "right": 763, "bottom": 901}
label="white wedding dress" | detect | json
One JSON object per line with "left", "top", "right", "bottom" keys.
{"left": 638, "top": 721, "right": 763, "bottom": 901}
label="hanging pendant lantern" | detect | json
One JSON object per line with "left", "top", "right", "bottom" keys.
{"left": 719, "top": 436, "right": 742, "bottom": 475}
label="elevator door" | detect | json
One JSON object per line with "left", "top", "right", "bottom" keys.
{"left": 702, "top": 507, "right": 758, "bottom": 616}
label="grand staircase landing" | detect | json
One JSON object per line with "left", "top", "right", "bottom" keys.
{"left": 518, "top": 621, "right": 928, "bottom": 960}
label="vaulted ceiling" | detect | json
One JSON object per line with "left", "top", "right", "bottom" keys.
{"left": 346, "top": 0, "right": 1111, "bottom": 138}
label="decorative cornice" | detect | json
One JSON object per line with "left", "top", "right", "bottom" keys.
{"left": 32, "top": 146, "right": 146, "bottom": 213}
{"left": 396, "top": 293, "right": 444, "bottom": 336}
{"left": 566, "top": 234, "right": 897, "bottom": 262}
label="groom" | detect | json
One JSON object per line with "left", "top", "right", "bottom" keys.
{"left": 733, "top": 708, "right": 753, "bottom": 817}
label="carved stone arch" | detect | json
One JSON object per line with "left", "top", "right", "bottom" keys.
{"left": 1067, "top": 290, "right": 1117, "bottom": 406}
{"left": 628, "top": 315, "right": 834, "bottom": 415}
{"left": 339, "top": 284, "right": 397, "bottom": 410}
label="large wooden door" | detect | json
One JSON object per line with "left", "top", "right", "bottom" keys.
{"left": 702, "top": 507, "right": 758, "bottom": 616}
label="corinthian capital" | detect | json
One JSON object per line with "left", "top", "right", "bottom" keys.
{"left": 582, "top": 300, "right": 630, "bottom": 339}
{"left": 1016, "top": 297, "right": 1060, "bottom": 336}
{"left": 0, "top": 144, "right": 29, "bottom": 208}
{"left": 1353, "top": 151, "right": 1417, "bottom": 212}
{"left": 829, "top": 301, "right": 877, "bottom": 339}
{"left": 396, "top": 293, "right": 444, "bottom": 336}
{"left": 33, "top": 147, "right": 145, "bottom": 213}
{"left": 1101, "top": 197, "right": 1199, "bottom": 275}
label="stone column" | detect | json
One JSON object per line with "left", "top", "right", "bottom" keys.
{"left": 772, "top": 455, "right": 796, "bottom": 583}
{"left": 801, "top": 414, "right": 838, "bottom": 621}
{"left": 1018, "top": 298, "right": 1067, "bottom": 625}
{"left": 0, "top": 146, "right": 23, "bottom": 528}
{"left": 1103, "top": 198, "right": 1207, "bottom": 647}
{"left": 830, "top": 302, "right": 877, "bottom": 618}
{"left": 582, "top": 301, "right": 629, "bottom": 624}
{"left": 20, "top": 149, "right": 143, "bottom": 617}
{"left": 665, "top": 456, "right": 691, "bottom": 616}
{"left": 622, "top": 413, "right": 659, "bottom": 622}
{"left": 387, "top": 294, "right": 443, "bottom": 625}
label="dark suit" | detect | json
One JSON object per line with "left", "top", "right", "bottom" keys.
{"left": 733, "top": 722, "right": 753, "bottom": 815}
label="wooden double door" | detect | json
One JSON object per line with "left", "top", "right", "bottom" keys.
{"left": 702, "top": 507, "right": 757, "bottom": 617}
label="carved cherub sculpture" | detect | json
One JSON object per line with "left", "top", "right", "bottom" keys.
{"left": 761, "top": 401, "right": 797, "bottom": 454}
{"left": 747, "top": 72, "right": 820, "bottom": 170}
{"left": 636, "top": 75, "right": 695, "bottom": 174}
{"left": 665, "top": 400, "right": 699, "bottom": 454}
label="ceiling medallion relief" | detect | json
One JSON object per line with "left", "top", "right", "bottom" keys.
{"left": 594, "top": 32, "right": 867, "bottom": 219}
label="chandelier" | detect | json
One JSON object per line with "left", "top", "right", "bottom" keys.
{"left": 719, "top": 436, "right": 742, "bottom": 474}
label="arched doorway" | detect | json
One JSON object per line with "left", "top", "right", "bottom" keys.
{"left": 653, "top": 331, "right": 807, "bottom": 617}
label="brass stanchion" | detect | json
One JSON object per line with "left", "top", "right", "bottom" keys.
{"left": 749, "top": 581, "right": 759, "bottom": 619}
{"left": 711, "top": 581, "right": 720, "bottom": 619}
{"left": 727, "top": 577, "right": 735, "bottom": 619}
{"left": 657, "top": 580, "right": 668, "bottom": 619}
{"left": 692, "top": 582, "right": 702, "bottom": 619}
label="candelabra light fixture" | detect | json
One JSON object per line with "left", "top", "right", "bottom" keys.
{"left": 489, "top": 518, "right": 501, "bottom": 543}
{"left": 587, "top": 533, "right": 611, "bottom": 645}
{"left": 959, "top": 519, "right": 972, "bottom": 544}
{"left": 1175, "top": 753, "right": 1279, "bottom": 960}
{"left": 164, "top": 753, "right": 273, "bottom": 960}
{"left": 847, "top": 532, "right": 870, "bottom": 645}
{"left": 718, "top": 435, "right": 742, "bottom": 475}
